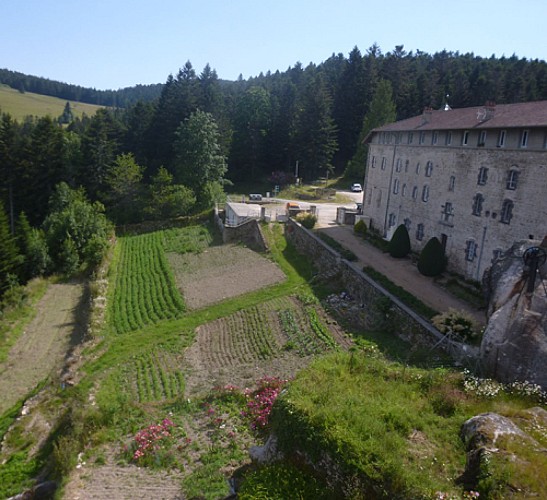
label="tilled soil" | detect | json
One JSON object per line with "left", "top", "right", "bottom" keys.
{"left": 0, "top": 282, "right": 85, "bottom": 415}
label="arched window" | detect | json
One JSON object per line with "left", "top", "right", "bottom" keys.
{"left": 412, "top": 186, "right": 418, "bottom": 200}
{"left": 425, "top": 161, "right": 433, "bottom": 177}
{"left": 422, "top": 185, "right": 430, "bottom": 202}
{"left": 506, "top": 169, "right": 519, "bottom": 190}
{"left": 393, "top": 179, "right": 400, "bottom": 194}
{"left": 416, "top": 223, "right": 424, "bottom": 241}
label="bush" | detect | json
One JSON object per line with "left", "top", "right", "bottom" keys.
{"left": 432, "top": 308, "right": 480, "bottom": 342}
{"left": 418, "top": 237, "right": 446, "bottom": 277}
{"left": 295, "top": 212, "right": 317, "bottom": 229}
{"left": 388, "top": 224, "right": 410, "bottom": 258}
{"left": 354, "top": 219, "right": 367, "bottom": 237}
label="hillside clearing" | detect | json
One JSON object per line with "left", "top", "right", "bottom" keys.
{"left": 0, "top": 84, "right": 104, "bottom": 121}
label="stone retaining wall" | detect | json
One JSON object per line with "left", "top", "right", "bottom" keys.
{"left": 285, "top": 218, "right": 478, "bottom": 364}
{"left": 214, "top": 207, "right": 268, "bottom": 251}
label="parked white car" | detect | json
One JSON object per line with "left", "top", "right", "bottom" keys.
{"left": 351, "top": 183, "right": 362, "bottom": 192}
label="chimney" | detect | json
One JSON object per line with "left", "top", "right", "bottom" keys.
{"left": 422, "top": 107, "right": 433, "bottom": 124}
{"left": 485, "top": 101, "right": 496, "bottom": 120}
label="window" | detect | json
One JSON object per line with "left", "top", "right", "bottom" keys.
{"left": 520, "top": 129, "right": 529, "bottom": 148}
{"left": 500, "top": 199, "right": 514, "bottom": 224}
{"left": 425, "top": 161, "right": 433, "bottom": 177}
{"left": 422, "top": 185, "right": 430, "bottom": 202}
{"left": 462, "top": 130, "right": 469, "bottom": 145}
{"left": 408, "top": 132, "right": 414, "bottom": 144}
{"left": 376, "top": 189, "right": 382, "bottom": 208}
{"left": 405, "top": 159, "right": 409, "bottom": 172}
{"left": 412, "top": 186, "right": 418, "bottom": 200}
{"left": 416, "top": 223, "right": 424, "bottom": 241}
{"left": 498, "top": 130, "right": 506, "bottom": 147}
{"left": 506, "top": 169, "right": 519, "bottom": 190}
{"left": 382, "top": 132, "right": 388, "bottom": 144}
{"left": 395, "top": 158, "right": 402, "bottom": 172}
{"left": 432, "top": 131, "right": 438, "bottom": 145}
{"left": 492, "top": 249, "right": 504, "bottom": 262}
{"left": 477, "top": 167, "right": 488, "bottom": 186}
{"left": 478, "top": 130, "right": 487, "bottom": 146}
{"left": 465, "top": 240, "right": 477, "bottom": 262}
{"left": 395, "top": 132, "right": 401, "bottom": 144}
{"left": 388, "top": 213, "right": 397, "bottom": 227}
{"left": 371, "top": 156, "right": 376, "bottom": 168}
{"left": 472, "top": 193, "right": 484, "bottom": 216}
{"left": 448, "top": 175, "right": 455, "bottom": 192}
{"left": 442, "top": 202, "right": 453, "bottom": 222}
{"left": 445, "top": 131, "right": 452, "bottom": 146}
{"left": 419, "top": 131, "right": 426, "bottom": 144}
{"left": 402, "top": 183, "right": 407, "bottom": 197}
{"left": 404, "top": 218, "right": 411, "bottom": 231}
{"left": 415, "top": 162, "right": 421, "bottom": 175}
{"left": 381, "top": 157, "right": 387, "bottom": 170}
{"left": 393, "top": 178, "right": 400, "bottom": 194}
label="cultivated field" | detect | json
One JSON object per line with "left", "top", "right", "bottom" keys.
{"left": 0, "top": 282, "right": 85, "bottom": 414}
{"left": 184, "top": 295, "right": 351, "bottom": 394}
{"left": 167, "top": 244, "right": 286, "bottom": 310}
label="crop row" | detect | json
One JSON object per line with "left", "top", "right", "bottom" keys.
{"left": 278, "top": 308, "right": 326, "bottom": 356}
{"left": 111, "top": 232, "right": 185, "bottom": 334}
{"left": 306, "top": 308, "right": 337, "bottom": 349}
{"left": 133, "top": 352, "right": 185, "bottom": 402}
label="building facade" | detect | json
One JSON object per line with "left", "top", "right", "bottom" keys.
{"left": 363, "top": 101, "right": 547, "bottom": 280}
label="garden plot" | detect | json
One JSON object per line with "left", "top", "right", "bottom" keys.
{"left": 167, "top": 244, "right": 286, "bottom": 309}
{"left": 183, "top": 296, "right": 351, "bottom": 394}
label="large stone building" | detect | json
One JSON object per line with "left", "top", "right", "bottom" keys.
{"left": 362, "top": 100, "right": 547, "bottom": 280}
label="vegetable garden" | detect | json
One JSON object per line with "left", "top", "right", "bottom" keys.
{"left": 110, "top": 231, "right": 185, "bottom": 334}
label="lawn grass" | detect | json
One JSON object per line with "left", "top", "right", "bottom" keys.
{"left": 0, "top": 84, "right": 104, "bottom": 121}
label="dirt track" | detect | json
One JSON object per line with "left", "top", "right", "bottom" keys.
{"left": 0, "top": 282, "right": 85, "bottom": 414}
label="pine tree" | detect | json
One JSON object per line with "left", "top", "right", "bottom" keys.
{"left": 0, "top": 201, "right": 21, "bottom": 295}
{"left": 345, "top": 79, "right": 396, "bottom": 181}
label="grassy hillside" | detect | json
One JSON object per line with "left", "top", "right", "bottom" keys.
{"left": 0, "top": 84, "right": 104, "bottom": 120}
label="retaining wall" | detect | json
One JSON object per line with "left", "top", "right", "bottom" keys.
{"left": 285, "top": 218, "right": 478, "bottom": 364}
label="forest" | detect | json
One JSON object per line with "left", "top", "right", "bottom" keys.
{"left": 1, "top": 44, "right": 547, "bottom": 297}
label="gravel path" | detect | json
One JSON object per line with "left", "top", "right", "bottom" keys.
{"left": 317, "top": 225, "right": 486, "bottom": 325}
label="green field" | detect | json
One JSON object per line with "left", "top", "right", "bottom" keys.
{"left": 0, "top": 84, "right": 104, "bottom": 120}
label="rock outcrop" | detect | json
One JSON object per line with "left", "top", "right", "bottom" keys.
{"left": 481, "top": 239, "right": 547, "bottom": 389}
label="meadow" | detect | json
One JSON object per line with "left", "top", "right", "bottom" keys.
{"left": 0, "top": 84, "right": 103, "bottom": 120}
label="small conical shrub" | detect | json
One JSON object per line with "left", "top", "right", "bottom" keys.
{"left": 354, "top": 219, "right": 367, "bottom": 237}
{"left": 418, "top": 237, "right": 446, "bottom": 277}
{"left": 388, "top": 224, "right": 411, "bottom": 258}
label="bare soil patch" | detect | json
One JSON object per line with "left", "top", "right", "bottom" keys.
{"left": 167, "top": 245, "right": 286, "bottom": 310}
{"left": 0, "top": 282, "right": 85, "bottom": 414}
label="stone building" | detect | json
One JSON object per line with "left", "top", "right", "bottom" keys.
{"left": 362, "top": 100, "right": 547, "bottom": 280}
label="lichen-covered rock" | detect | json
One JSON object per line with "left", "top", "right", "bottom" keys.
{"left": 481, "top": 239, "right": 547, "bottom": 389}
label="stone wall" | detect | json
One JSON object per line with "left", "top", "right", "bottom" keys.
{"left": 285, "top": 218, "right": 478, "bottom": 364}
{"left": 214, "top": 207, "right": 268, "bottom": 251}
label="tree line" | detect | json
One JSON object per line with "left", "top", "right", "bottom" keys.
{"left": 1, "top": 45, "right": 546, "bottom": 298}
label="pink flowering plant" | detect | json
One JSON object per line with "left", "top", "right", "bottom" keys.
{"left": 242, "top": 376, "right": 289, "bottom": 432}
{"left": 125, "top": 418, "right": 176, "bottom": 468}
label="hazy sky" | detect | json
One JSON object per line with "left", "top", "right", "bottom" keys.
{"left": 2, "top": 0, "right": 546, "bottom": 90}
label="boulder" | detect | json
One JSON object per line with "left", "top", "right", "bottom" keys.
{"left": 481, "top": 240, "right": 547, "bottom": 389}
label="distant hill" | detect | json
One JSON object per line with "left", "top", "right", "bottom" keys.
{"left": 0, "top": 84, "right": 105, "bottom": 121}
{"left": 0, "top": 68, "right": 163, "bottom": 107}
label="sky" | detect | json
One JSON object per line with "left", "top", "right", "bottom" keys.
{"left": 1, "top": 0, "right": 546, "bottom": 91}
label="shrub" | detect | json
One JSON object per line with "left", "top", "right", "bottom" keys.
{"left": 295, "top": 212, "right": 317, "bottom": 229}
{"left": 388, "top": 224, "right": 411, "bottom": 258}
{"left": 354, "top": 219, "right": 367, "bottom": 237}
{"left": 418, "top": 237, "right": 446, "bottom": 276}
{"left": 432, "top": 308, "right": 480, "bottom": 342}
